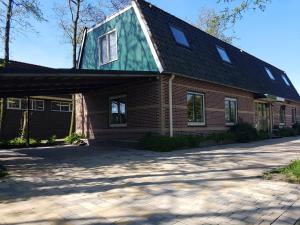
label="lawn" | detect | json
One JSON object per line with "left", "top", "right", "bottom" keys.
{"left": 264, "top": 160, "right": 300, "bottom": 183}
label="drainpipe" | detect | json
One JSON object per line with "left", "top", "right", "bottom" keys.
{"left": 169, "top": 75, "right": 175, "bottom": 137}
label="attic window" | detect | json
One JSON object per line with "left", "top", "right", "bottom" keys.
{"left": 216, "top": 46, "right": 231, "bottom": 63}
{"left": 170, "top": 26, "right": 190, "bottom": 47}
{"left": 282, "top": 74, "right": 290, "bottom": 86}
{"left": 265, "top": 67, "right": 275, "bottom": 80}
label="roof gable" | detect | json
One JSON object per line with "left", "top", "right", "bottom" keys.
{"left": 134, "top": 0, "right": 300, "bottom": 102}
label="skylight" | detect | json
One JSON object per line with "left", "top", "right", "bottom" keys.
{"left": 282, "top": 74, "right": 290, "bottom": 86}
{"left": 265, "top": 67, "right": 275, "bottom": 80}
{"left": 216, "top": 46, "right": 231, "bottom": 63}
{"left": 170, "top": 26, "right": 190, "bottom": 47}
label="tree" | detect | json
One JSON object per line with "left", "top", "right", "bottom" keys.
{"left": 54, "top": 0, "right": 130, "bottom": 135}
{"left": 0, "top": 0, "right": 45, "bottom": 139}
{"left": 218, "top": 0, "right": 272, "bottom": 24}
{"left": 196, "top": 7, "right": 236, "bottom": 44}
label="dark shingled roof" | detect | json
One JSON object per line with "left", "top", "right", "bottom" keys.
{"left": 135, "top": 0, "right": 300, "bottom": 102}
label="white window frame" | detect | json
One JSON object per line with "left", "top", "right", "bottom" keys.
{"left": 216, "top": 45, "right": 231, "bottom": 64}
{"left": 51, "top": 101, "right": 72, "bottom": 112}
{"left": 187, "top": 91, "right": 206, "bottom": 126}
{"left": 282, "top": 74, "right": 290, "bottom": 86}
{"left": 7, "top": 98, "right": 44, "bottom": 111}
{"left": 98, "top": 29, "right": 118, "bottom": 66}
{"left": 7, "top": 98, "right": 22, "bottom": 110}
{"left": 109, "top": 95, "right": 127, "bottom": 128}
{"left": 265, "top": 67, "right": 275, "bottom": 80}
{"left": 224, "top": 97, "right": 238, "bottom": 126}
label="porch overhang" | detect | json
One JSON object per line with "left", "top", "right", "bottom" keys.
{"left": 254, "top": 93, "right": 285, "bottom": 103}
{"left": 0, "top": 68, "right": 160, "bottom": 97}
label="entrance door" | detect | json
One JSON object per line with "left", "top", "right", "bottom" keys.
{"left": 255, "top": 102, "right": 270, "bottom": 132}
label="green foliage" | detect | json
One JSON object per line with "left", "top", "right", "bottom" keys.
{"left": 46, "top": 135, "right": 57, "bottom": 145}
{"left": 8, "top": 137, "right": 39, "bottom": 147}
{"left": 230, "top": 122, "right": 259, "bottom": 143}
{"left": 0, "top": 164, "right": 8, "bottom": 178}
{"left": 292, "top": 123, "right": 300, "bottom": 135}
{"left": 264, "top": 160, "right": 300, "bottom": 183}
{"left": 257, "top": 130, "right": 269, "bottom": 140}
{"left": 64, "top": 133, "right": 83, "bottom": 145}
{"left": 279, "top": 128, "right": 297, "bottom": 137}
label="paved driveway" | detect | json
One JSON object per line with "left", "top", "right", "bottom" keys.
{"left": 0, "top": 137, "right": 300, "bottom": 225}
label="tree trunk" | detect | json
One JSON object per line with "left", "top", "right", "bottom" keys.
{"left": 69, "top": 0, "right": 81, "bottom": 136}
{"left": 0, "top": 98, "right": 7, "bottom": 139}
{"left": 4, "top": 0, "right": 13, "bottom": 66}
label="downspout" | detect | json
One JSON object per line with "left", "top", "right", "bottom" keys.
{"left": 169, "top": 75, "right": 175, "bottom": 137}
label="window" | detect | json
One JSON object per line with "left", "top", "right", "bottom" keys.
{"left": 187, "top": 92, "right": 205, "bottom": 126}
{"left": 292, "top": 108, "right": 297, "bottom": 124}
{"left": 280, "top": 105, "right": 286, "bottom": 125}
{"left": 51, "top": 101, "right": 72, "bottom": 112}
{"left": 265, "top": 67, "right": 275, "bottom": 80}
{"left": 7, "top": 98, "right": 44, "bottom": 111}
{"left": 7, "top": 98, "right": 21, "bottom": 110}
{"left": 170, "top": 26, "right": 190, "bottom": 47}
{"left": 282, "top": 74, "right": 290, "bottom": 86}
{"left": 109, "top": 95, "right": 127, "bottom": 127}
{"left": 225, "top": 98, "right": 237, "bottom": 125}
{"left": 216, "top": 46, "right": 231, "bottom": 63}
{"left": 99, "top": 30, "right": 118, "bottom": 65}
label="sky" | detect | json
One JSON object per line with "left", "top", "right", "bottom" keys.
{"left": 1, "top": 0, "right": 300, "bottom": 92}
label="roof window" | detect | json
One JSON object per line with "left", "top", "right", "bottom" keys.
{"left": 282, "top": 74, "right": 290, "bottom": 86}
{"left": 216, "top": 46, "right": 231, "bottom": 63}
{"left": 265, "top": 67, "right": 275, "bottom": 80}
{"left": 170, "top": 25, "right": 190, "bottom": 47}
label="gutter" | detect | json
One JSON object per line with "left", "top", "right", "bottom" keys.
{"left": 77, "top": 27, "right": 88, "bottom": 69}
{"left": 169, "top": 74, "right": 175, "bottom": 137}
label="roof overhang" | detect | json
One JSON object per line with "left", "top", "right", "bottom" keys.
{"left": 0, "top": 69, "right": 159, "bottom": 97}
{"left": 254, "top": 93, "right": 285, "bottom": 103}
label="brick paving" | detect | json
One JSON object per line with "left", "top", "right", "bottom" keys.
{"left": 0, "top": 137, "right": 300, "bottom": 225}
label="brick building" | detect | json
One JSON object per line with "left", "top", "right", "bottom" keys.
{"left": 75, "top": 0, "right": 300, "bottom": 141}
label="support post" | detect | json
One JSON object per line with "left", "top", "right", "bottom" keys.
{"left": 26, "top": 96, "right": 30, "bottom": 147}
{"left": 168, "top": 75, "right": 175, "bottom": 137}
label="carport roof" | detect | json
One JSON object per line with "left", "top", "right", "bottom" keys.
{"left": 0, "top": 67, "right": 160, "bottom": 97}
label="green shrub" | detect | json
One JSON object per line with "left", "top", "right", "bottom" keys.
{"left": 292, "top": 123, "right": 300, "bottom": 135}
{"left": 64, "top": 133, "right": 83, "bottom": 144}
{"left": 8, "top": 137, "right": 39, "bottom": 148}
{"left": 279, "top": 128, "right": 297, "bottom": 137}
{"left": 206, "top": 132, "right": 235, "bottom": 144}
{"left": 257, "top": 130, "right": 269, "bottom": 140}
{"left": 230, "top": 122, "right": 258, "bottom": 143}
{"left": 140, "top": 134, "right": 204, "bottom": 152}
{"left": 0, "top": 164, "right": 8, "bottom": 178}
{"left": 46, "top": 135, "right": 57, "bottom": 145}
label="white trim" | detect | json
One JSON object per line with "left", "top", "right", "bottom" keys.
{"left": 132, "top": 0, "right": 164, "bottom": 73}
{"left": 77, "top": 28, "right": 87, "bottom": 69}
{"left": 87, "top": 5, "right": 133, "bottom": 33}
{"left": 98, "top": 29, "right": 119, "bottom": 66}
{"left": 7, "top": 98, "right": 21, "bottom": 110}
{"left": 109, "top": 95, "right": 127, "bottom": 128}
{"left": 7, "top": 98, "right": 44, "bottom": 111}
{"left": 187, "top": 92, "right": 206, "bottom": 126}
{"left": 51, "top": 101, "right": 72, "bottom": 113}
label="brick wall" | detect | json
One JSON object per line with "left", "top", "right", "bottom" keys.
{"left": 76, "top": 74, "right": 300, "bottom": 140}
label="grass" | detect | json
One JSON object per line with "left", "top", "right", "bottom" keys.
{"left": 264, "top": 160, "right": 300, "bottom": 183}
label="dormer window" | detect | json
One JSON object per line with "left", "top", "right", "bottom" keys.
{"left": 216, "top": 46, "right": 231, "bottom": 63}
{"left": 265, "top": 67, "right": 275, "bottom": 80}
{"left": 170, "top": 25, "right": 190, "bottom": 47}
{"left": 99, "top": 30, "right": 118, "bottom": 65}
{"left": 282, "top": 74, "right": 290, "bottom": 86}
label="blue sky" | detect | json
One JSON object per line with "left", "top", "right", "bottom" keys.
{"left": 1, "top": 0, "right": 300, "bottom": 92}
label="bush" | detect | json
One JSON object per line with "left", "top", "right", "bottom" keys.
{"left": 292, "top": 123, "right": 300, "bottom": 135}
{"left": 230, "top": 122, "right": 258, "bottom": 143}
{"left": 206, "top": 132, "right": 235, "bottom": 144}
{"left": 64, "top": 133, "right": 83, "bottom": 144}
{"left": 140, "top": 134, "right": 204, "bottom": 152}
{"left": 279, "top": 128, "right": 297, "bottom": 137}
{"left": 7, "top": 137, "right": 40, "bottom": 148}
{"left": 257, "top": 130, "right": 269, "bottom": 140}
{"left": 46, "top": 135, "right": 57, "bottom": 145}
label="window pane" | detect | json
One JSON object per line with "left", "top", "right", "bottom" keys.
{"left": 282, "top": 75, "right": 290, "bottom": 86}
{"left": 8, "top": 98, "right": 21, "bottom": 109}
{"left": 110, "top": 97, "right": 127, "bottom": 125}
{"left": 217, "top": 46, "right": 231, "bottom": 63}
{"left": 265, "top": 67, "right": 275, "bottom": 80}
{"left": 187, "top": 94, "right": 194, "bottom": 122}
{"left": 194, "top": 95, "right": 203, "bottom": 123}
{"left": 230, "top": 101, "right": 237, "bottom": 122}
{"left": 280, "top": 106, "right": 285, "bottom": 124}
{"left": 51, "top": 102, "right": 61, "bottom": 111}
{"left": 32, "top": 100, "right": 44, "bottom": 111}
{"left": 170, "top": 26, "right": 190, "bottom": 47}
{"left": 109, "top": 31, "right": 118, "bottom": 61}
{"left": 61, "top": 102, "right": 71, "bottom": 112}
{"left": 225, "top": 99, "right": 237, "bottom": 124}
{"left": 225, "top": 100, "right": 230, "bottom": 122}
{"left": 100, "top": 36, "right": 108, "bottom": 64}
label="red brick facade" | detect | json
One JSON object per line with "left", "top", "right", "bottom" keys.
{"left": 76, "top": 74, "right": 300, "bottom": 140}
